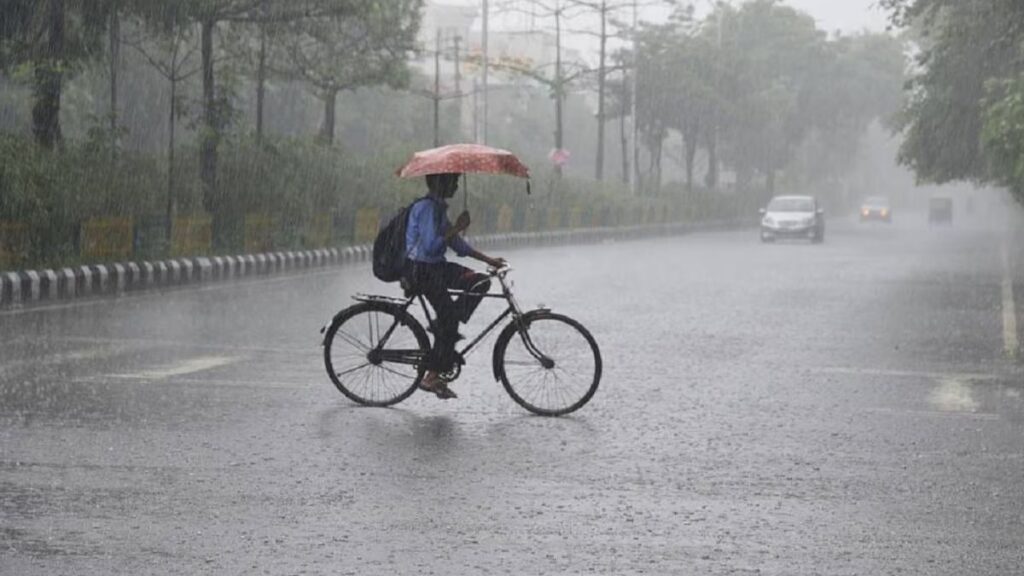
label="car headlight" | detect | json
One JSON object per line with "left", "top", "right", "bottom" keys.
{"left": 763, "top": 217, "right": 775, "bottom": 226}
{"left": 803, "top": 217, "right": 815, "bottom": 226}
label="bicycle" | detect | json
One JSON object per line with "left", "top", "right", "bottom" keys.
{"left": 320, "top": 265, "right": 602, "bottom": 416}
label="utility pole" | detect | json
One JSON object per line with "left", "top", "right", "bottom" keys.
{"left": 256, "top": 23, "right": 267, "bottom": 145}
{"left": 481, "top": 0, "right": 489, "bottom": 144}
{"left": 453, "top": 35, "right": 462, "bottom": 96}
{"left": 454, "top": 34, "right": 463, "bottom": 139}
{"left": 595, "top": 0, "right": 607, "bottom": 181}
{"left": 434, "top": 28, "right": 442, "bottom": 147}
{"left": 109, "top": 7, "right": 120, "bottom": 165}
{"left": 554, "top": 5, "right": 564, "bottom": 178}
{"left": 473, "top": 77, "right": 480, "bottom": 142}
{"left": 630, "top": 0, "right": 639, "bottom": 195}
{"left": 706, "top": 1, "right": 723, "bottom": 190}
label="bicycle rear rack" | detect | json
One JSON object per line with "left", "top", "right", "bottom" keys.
{"left": 353, "top": 293, "right": 412, "bottom": 306}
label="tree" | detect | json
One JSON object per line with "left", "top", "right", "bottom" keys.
{"left": 632, "top": 0, "right": 904, "bottom": 198}
{"left": 982, "top": 75, "right": 1024, "bottom": 201}
{"left": 492, "top": 0, "right": 591, "bottom": 178}
{"left": 165, "top": 0, "right": 363, "bottom": 247}
{"left": 279, "top": 0, "right": 421, "bottom": 145}
{"left": 881, "top": 0, "right": 1024, "bottom": 196}
{"left": 605, "top": 50, "right": 632, "bottom": 185}
{"left": 121, "top": 4, "right": 200, "bottom": 239}
{"left": 568, "top": 0, "right": 672, "bottom": 181}
{"left": 0, "top": 0, "right": 111, "bottom": 149}
{"left": 633, "top": 22, "right": 675, "bottom": 191}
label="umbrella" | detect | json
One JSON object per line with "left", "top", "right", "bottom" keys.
{"left": 397, "top": 144, "right": 530, "bottom": 180}
{"left": 397, "top": 144, "right": 532, "bottom": 211}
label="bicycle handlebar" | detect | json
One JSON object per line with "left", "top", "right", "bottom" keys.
{"left": 488, "top": 264, "right": 514, "bottom": 277}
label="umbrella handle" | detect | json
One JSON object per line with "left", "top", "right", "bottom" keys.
{"left": 463, "top": 173, "right": 468, "bottom": 212}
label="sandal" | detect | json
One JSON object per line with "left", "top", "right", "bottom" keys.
{"left": 419, "top": 377, "right": 458, "bottom": 400}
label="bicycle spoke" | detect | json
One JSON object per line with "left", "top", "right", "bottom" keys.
{"left": 336, "top": 328, "right": 370, "bottom": 353}
{"left": 377, "top": 363, "right": 417, "bottom": 380}
{"left": 335, "top": 362, "right": 371, "bottom": 378}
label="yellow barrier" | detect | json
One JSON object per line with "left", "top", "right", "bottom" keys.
{"left": 81, "top": 217, "right": 133, "bottom": 261}
{"left": 171, "top": 215, "right": 212, "bottom": 257}
{"left": 496, "top": 204, "right": 514, "bottom": 233}
{"left": 0, "top": 221, "right": 29, "bottom": 269}
{"left": 546, "top": 208, "right": 563, "bottom": 230}
{"left": 306, "top": 213, "right": 332, "bottom": 248}
{"left": 354, "top": 208, "right": 381, "bottom": 243}
{"left": 244, "top": 214, "right": 275, "bottom": 253}
{"left": 523, "top": 207, "right": 541, "bottom": 232}
{"left": 568, "top": 207, "right": 585, "bottom": 229}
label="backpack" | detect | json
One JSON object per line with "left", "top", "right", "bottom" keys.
{"left": 372, "top": 198, "right": 431, "bottom": 283}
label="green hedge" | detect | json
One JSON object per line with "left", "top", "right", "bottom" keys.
{"left": 0, "top": 134, "right": 758, "bottom": 270}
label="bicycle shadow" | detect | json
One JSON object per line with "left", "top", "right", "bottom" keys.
{"left": 315, "top": 402, "right": 599, "bottom": 456}
{"left": 483, "top": 411, "right": 598, "bottom": 439}
{"left": 315, "top": 403, "right": 464, "bottom": 455}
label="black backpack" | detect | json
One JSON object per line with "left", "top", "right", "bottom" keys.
{"left": 372, "top": 198, "right": 432, "bottom": 283}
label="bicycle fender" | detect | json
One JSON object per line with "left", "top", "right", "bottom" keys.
{"left": 491, "top": 309, "right": 551, "bottom": 382}
{"left": 322, "top": 302, "right": 417, "bottom": 346}
{"left": 320, "top": 308, "right": 353, "bottom": 346}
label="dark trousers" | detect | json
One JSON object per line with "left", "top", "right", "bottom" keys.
{"left": 404, "top": 261, "right": 491, "bottom": 372}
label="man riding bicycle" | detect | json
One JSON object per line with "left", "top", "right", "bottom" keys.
{"left": 404, "top": 172, "right": 506, "bottom": 399}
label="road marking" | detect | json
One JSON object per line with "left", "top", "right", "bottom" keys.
{"left": 0, "top": 343, "right": 141, "bottom": 378}
{"left": 79, "top": 374, "right": 308, "bottom": 390}
{"left": 864, "top": 407, "right": 999, "bottom": 421}
{"left": 109, "top": 356, "right": 241, "bottom": 381}
{"left": 54, "top": 335, "right": 311, "bottom": 355}
{"left": 928, "top": 377, "right": 979, "bottom": 412}
{"left": 814, "top": 366, "right": 1004, "bottom": 382}
{"left": 1002, "top": 241, "right": 1020, "bottom": 359}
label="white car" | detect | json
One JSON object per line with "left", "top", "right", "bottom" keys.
{"left": 760, "top": 195, "right": 825, "bottom": 244}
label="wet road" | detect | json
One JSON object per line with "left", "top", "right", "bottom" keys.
{"left": 3, "top": 213, "right": 1024, "bottom": 575}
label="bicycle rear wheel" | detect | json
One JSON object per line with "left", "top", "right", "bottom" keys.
{"left": 494, "top": 312, "right": 602, "bottom": 416}
{"left": 323, "top": 303, "right": 428, "bottom": 407}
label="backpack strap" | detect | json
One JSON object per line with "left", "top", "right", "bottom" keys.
{"left": 405, "top": 196, "right": 436, "bottom": 260}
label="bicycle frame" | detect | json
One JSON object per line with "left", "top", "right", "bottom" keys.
{"left": 356, "top": 267, "right": 551, "bottom": 368}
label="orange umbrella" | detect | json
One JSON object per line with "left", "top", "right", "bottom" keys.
{"left": 397, "top": 144, "right": 530, "bottom": 180}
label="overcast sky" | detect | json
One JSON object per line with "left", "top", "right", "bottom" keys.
{"left": 448, "top": 0, "right": 890, "bottom": 38}
{"left": 781, "top": 0, "right": 889, "bottom": 34}
{"left": 441, "top": 0, "right": 893, "bottom": 65}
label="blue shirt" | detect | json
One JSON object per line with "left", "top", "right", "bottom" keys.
{"left": 405, "top": 196, "right": 473, "bottom": 264}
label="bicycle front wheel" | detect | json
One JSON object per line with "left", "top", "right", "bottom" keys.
{"left": 494, "top": 312, "right": 602, "bottom": 416}
{"left": 323, "top": 303, "right": 429, "bottom": 407}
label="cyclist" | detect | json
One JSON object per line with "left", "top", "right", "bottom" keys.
{"left": 404, "top": 172, "right": 506, "bottom": 399}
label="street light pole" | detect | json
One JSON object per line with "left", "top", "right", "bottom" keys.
{"left": 482, "top": 0, "right": 489, "bottom": 144}
{"left": 434, "top": 28, "right": 442, "bottom": 147}
{"left": 630, "top": 0, "right": 639, "bottom": 195}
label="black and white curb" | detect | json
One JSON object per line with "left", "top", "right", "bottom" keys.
{"left": 0, "top": 221, "right": 740, "bottom": 308}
